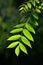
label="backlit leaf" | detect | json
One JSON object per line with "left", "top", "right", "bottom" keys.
{"left": 36, "top": 8, "right": 41, "bottom": 13}
{"left": 14, "top": 23, "right": 25, "bottom": 28}
{"left": 19, "top": 42, "right": 27, "bottom": 54}
{"left": 23, "top": 29, "right": 34, "bottom": 41}
{"left": 25, "top": 5, "right": 28, "bottom": 10}
{"left": 15, "top": 45, "right": 20, "bottom": 56}
{"left": 38, "top": 6, "right": 41, "bottom": 9}
{"left": 35, "top": 0, "right": 39, "bottom": 3}
{"left": 27, "top": 2, "right": 31, "bottom": 9}
{"left": 41, "top": 2, "right": 43, "bottom": 6}
{"left": 19, "top": 7, "right": 24, "bottom": 11}
{"left": 7, "top": 41, "right": 19, "bottom": 48}
{"left": 21, "top": 36, "right": 32, "bottom": 48}
{"left": 30, "top": 17, "right": 38, "bottom": 26}
{"left": 32, "top": 12, "right": 38, "bottom": 20}
{"left": 10, "top": 28, "right": 23, "bottom": 33}
{"left": 31, "top": 1, "right": 36, "bottom": 6}
{"left": 25, "top": 23, "right": 35, "bottom": 34}
{"left": 7, "top": 35, "right": 21, "bottom": 41}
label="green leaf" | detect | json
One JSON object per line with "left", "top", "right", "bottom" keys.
{"left": 21, "top": 36, "right": 32, "bottom": 48}
{"left": 7, "top": 35, "right": 21, "bottom": 41}
{"left": 19, "top": 42, "right": 27, "bottom": 54}
{"left": 14, "top": 23, "right": 25, "bottom": 28}
{"left": 10, "top": 28, "right": 23, "bottom": 33}
{"left": 41, "top": 7, "right": 43, "bottom": 10}
{"left": 19, "top": 4, "right": 25, "bottom": 8}
{"left": 41, "top": 2, "right": 43, "bottom": 6}
{"left": 19, "top": 7, "right": 26, "bottom": 12}
{"left": 20, "top": 10, "right": 25, "bottom": 14}
{"left": 19, "top": 7, "right": 24, "bottom": 11}
{"left": 36, "top": 8, "right": 41, "bottom": 13}
{"left": 27, "top": 2, "right": 31, "bottom": 9}
{"left": 35, "top": 21, "right": 38, "bottom": 26}
{"left": 25, "top": 23, "right": 35, "bottom": 34}
{"left": 31, "top": 1, "right": 36, "bottom": 6}
{"left": 30, "top": 17, "right": 38, "bottom": 26}
{"left": 7, "top": 41, "right": 19, "bottom": 48}
{"left": 35, "top": 0, "right": 39, "bottom": 3}
{"left": 38, "top": 6, "right": 42, "bottom": 9}
{"left": 23, "top": 29, "right": 34, "bottom": 41}
{"left": 15, "top": 45, "right": 20, "bottom": 56}
{"left": 25, "top": 5, "right": 28, "bottom": 10}
{"left": 32, "top": 12, "right": 38, "bottom": 20}
{"left": 23, "top": 8, "right": 27, "bottom": 12}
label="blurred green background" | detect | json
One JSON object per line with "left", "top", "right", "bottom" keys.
{"left": 0, "top": 0, "right": 43, "bottom": 65}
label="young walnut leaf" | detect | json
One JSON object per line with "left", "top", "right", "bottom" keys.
{"left": 15, "top": 45, "right": 20, "bottom": 56}
{"left": 25, "top": 5, "right": 28, "bottom": 11}
{"left": 10, "top": 28, "right": 23, "bottom": 33}
{"left": 35, "top": 0, "right": 39, "bottom": 3}
{"left": 25, "top": 23, "right": 35, "bottom": 34}
{"left": 19, "top": 42, "right": 27, "bottom": 54}
{"left": 7, "top": 35, "right": 21, "bottom": 41}
{"left": 19, "top": 7, "right": 24, "bottom": 11}
{"left": 14, "top": 23, "right": 25, "bottom": 28}
{"left": 21, "top": 36, "right": 32, "bottom": 48}
{"left": 41, "top": 2, "right": 43, "bottom": 6}
{"left": 32, "top": 12, "right": 38, "bottom": 20}
{"left": 31, "top": 1, "right": 36, "bottom": 6}
{"left": 30, "top": 17, "right": 38, "bottom": 26}
{"left": 36, "top": 8, "right": 41, "bottom": 13}
{"left": 23, "top": 29, "right": 34, "bottom": 41}
{"left": 7, "top": 41, "right": 19, "bottom": 48}
{"left": 27, "top": 2, "right": 31, "bottom": 9}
